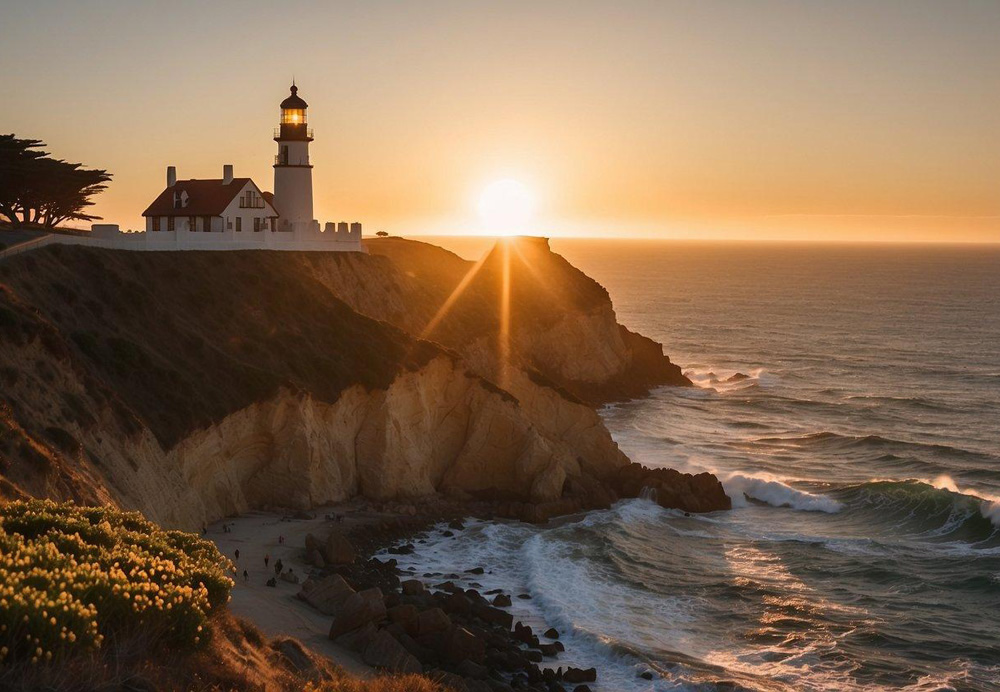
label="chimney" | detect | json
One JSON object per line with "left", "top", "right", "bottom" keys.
{"left": 166, "top": 166, "right": 177, "bottom": 187}
{"left": 223, "top": 164, "right": 234, "bottom": 185}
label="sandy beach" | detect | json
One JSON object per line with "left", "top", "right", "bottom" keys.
{"left": 207, "top": 503, "right": 375, "bottom": 678}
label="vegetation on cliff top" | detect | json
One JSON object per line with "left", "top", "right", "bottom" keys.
{"left": 0, "top": 499, "right": 233, "bottom": 669}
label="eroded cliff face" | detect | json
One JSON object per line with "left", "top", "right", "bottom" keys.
{"left": 0, "top": 240, "right": 723, "bottom": 530}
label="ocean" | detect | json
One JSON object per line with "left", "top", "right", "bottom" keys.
{"left": 385, "top": 239, "right": 1000, "bottom": 691}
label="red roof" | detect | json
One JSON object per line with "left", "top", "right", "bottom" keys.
{"left": 262, "top": 191, "right": 278, "bottom": 215}
{"left": 142, "top": 178, "right": 273, "bottom": 217}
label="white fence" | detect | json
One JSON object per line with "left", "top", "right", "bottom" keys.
{"left": 0, "top": 225, "right": 366, "bottom": 260}
{"left": 0, "top": 233, "right": 61, "bottom": 260}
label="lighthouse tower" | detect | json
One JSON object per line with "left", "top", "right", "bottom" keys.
{"left": 273, "top": 83, "right": 314, "bottom": 232}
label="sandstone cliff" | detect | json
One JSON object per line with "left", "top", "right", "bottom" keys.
{"left": 0, "top": 240, "right": 725, "bottom": 530}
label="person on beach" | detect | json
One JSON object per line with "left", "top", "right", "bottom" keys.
{"left": 274, "top": 558, "right": 283, "bottom": 575}
{"left": 264, "top": 554, "right": 270, "bottom": 567}
{"left": 243, "top": 569, "right": 249, "bottom": 583}
{"left": 235, "top": 548, "right": 240, "bottom": 561}
{"left": 278, "top": 535, "right": 284, "bottom": 545}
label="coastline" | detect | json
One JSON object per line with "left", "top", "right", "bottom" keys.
{"left": 208, "top": 498, "right": 609, "bottom": 691}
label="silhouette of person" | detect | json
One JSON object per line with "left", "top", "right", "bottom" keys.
{"left": 264, "top": 554, "right": 270, "bottom": 567}
{"left": 243, "top": 569, "right": 249, "bottom": 583}
{"left": 235, "top": 548, "right": 240, "bottom": 561}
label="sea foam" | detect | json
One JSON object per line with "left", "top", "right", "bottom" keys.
{"left": 722, "top": 472, "right": 843, "bottom": 513}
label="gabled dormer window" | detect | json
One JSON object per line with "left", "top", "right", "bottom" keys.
{"left": 239, "top": 190, "right": 264, "bottom": 209}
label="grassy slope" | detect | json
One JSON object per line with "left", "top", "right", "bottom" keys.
{"left": 0, "top": 247, "right": 441, "bottom": 449}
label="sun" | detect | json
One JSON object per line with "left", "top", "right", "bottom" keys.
{"left": 477, "top": 179, "right": 536, "bottom": 235}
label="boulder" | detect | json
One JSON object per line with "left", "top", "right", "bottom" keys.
{"left": 472, "top": 603, "right": 513, "bottom": 629}
{"left": 334, "top": 621, "right": 378, "bottom": 652}
{"left": 538, "top": 642, "right": 560, "bottom": 657}
{"left": 273, "top": 638, "right": 322, "bottom": 681}
{"left": 328, "top": 588, "right": 386, "bottom": 639}
{"left": 492, "top": 594, "right": 512, "bottom": 607}
{"left": 417, "top": 607, "right": 452, "bottom": 636}
{"left": 443, "top": 626, "right": 486, "bottom": 664}
{"left": 298, "top": 573, "right": 355, "bottom": 615}
{"left": 456, "top": 659, "right": 488, "bottom": 680}
{"left": 387, "top": 603, "right": 420, "bottom": 636}
{"left": 385, "top": 623, "right": 434, "bottom": 661}
{"left": 362, "top": 630, "right": 422, "bottom": 674}
{"left": 564, "top": 668, "right": 597, "bottom": 684}
{"left": 323, "top": 528, "right": 356, "bottom": 565}
{"left": 612, "top": 463, "right": 731, "bottom": 512}
{"left": 444, "top": 591, "right": 473, "bottom": 616}
{"left": 401, "top": 579, "right": 425, "bottom": 596}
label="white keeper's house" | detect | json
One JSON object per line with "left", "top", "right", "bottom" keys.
{"left": 81, "top": 83, "right": 365, "bottom": 252}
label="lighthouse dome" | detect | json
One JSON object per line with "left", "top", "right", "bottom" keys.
{"left": 280, "top": 84, "right": 308, "bottom": 109}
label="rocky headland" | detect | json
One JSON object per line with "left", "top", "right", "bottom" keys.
{"left": 0, "top": 237, "right": 728, "bottom": 530}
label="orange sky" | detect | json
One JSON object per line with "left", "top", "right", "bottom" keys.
{"left": 1, "top": 1, "right": 998, "bottom": 242}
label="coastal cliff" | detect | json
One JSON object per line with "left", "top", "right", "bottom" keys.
{"left": 309, "top": 236, "right": 691, "bottom": 401}
{"left": 0, "top": 239, "right": 727, "bottom": 530}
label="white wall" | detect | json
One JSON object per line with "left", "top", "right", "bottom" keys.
{"left": 50, "top": 225, "right": 365, "bottom": 253}
{"left": 274, "top": 140, "right": 314, "bottom": 230}
{"left": 221, "top": 180, "right": 278, "bottom": 233}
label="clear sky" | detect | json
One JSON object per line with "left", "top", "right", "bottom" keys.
{"left": 2, "top": 0, "right": 998, "bottom": 241}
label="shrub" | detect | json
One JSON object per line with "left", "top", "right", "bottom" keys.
{"left": 0, "top": 500, "right": 233, "bottom": 667}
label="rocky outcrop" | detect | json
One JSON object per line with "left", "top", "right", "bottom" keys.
{"left": 315, "top": 236, "right": 692, "bottom": 402}
{"left": 612, "top": 462, "right": 731, "bottom": 512}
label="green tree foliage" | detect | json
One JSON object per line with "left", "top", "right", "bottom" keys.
{"left": 0, "top": 134, "right": 112, "bottom": 228}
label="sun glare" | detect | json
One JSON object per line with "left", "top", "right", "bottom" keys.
{"left": 477, "top": 179, "right": 535, "bottom": 235}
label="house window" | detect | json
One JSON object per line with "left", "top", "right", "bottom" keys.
{"left": 149, "top": 216, "right": 158, "bottom": 231}
{"left": 254, "top": 217, "right": 261, "bottom": 232}
{"left": 188, "top": 216, "right": 196, "bottom": 231}
{"left": 235, "top": 217, "right": 241, "bottom": 232}
{"left": 202, "top": 216, "right": 212, "bottom": 232}
{"left": 167, "top": 216, "right": 175, "bottom": 232}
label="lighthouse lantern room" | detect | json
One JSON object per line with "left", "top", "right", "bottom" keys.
{"left": 273, "top": 83, "right": 315, "bottom": 232}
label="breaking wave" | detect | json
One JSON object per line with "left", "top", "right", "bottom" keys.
{"left": 722, "top": 472, "right": 843, "bottom": 513}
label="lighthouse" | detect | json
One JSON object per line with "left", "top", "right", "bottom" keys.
{"left": 273, "top": 83, "right": 314, "bottom": 232}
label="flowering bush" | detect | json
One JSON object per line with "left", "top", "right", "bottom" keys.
{"left": 0, "top": 499, "right": 233, "bottom": 667}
